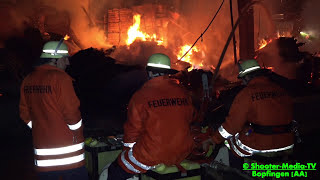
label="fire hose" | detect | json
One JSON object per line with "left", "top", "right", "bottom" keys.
{"left": 203, "top": 161, "right": 258, "bottom": 180}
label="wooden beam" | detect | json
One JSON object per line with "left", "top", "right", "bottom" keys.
{"left": 237, "top": 0, "right": 255, "bottom": 60}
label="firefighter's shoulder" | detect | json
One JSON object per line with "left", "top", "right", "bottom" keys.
{"left": 47, "top": 69, "right": 72, "bottom": 82}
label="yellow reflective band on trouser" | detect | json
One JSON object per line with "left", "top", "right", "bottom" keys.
{"left": 234, "top": 134, "right": 294, "bottom": 154}
{"left": 35, "top": 153, "right": 85, "bottom": 167}
{"left": 128, "top": 149, "right": 154, "bottom": 170}
{"left": 218, "top": 126, "right": 233, "bottom": 139}
{"left": 120, "top": 150, "right": 141, "bottom": 173}
{"left": 67, "top": 119, "right": 82, "bottom": 130}
{"left": 34, "top": 142, "right": 84, "bottom": 156}
{"left": 229, "top": 137, "right": 251, "bottom": 157}
{"left": 123, "top": 142, "right": 136, "bottom": 148}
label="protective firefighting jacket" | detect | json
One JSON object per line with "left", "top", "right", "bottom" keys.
{"left": 118, "top": 76, "right": 195, "bottom": 174}
{"left": 19, "top": 64, "right": 84, "bottom": 172}
{"left": 212, "top": 76, "right": 295, "bottom": 157}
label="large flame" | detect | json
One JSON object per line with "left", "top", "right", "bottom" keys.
{"left": 125, "top": 13, "right": 205, "bottom": 71}
{"left": 126, "top": 14, "right": 164, "bottom": 46}
{"left": 177, "top": 45, "right": 204, "bottom": 71}
{"left": 177, "top": 45, "right": 199, "bottom": 64}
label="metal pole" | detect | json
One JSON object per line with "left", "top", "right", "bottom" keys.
{"left": 229, "top": 0, "right": 238, "bottom": 64}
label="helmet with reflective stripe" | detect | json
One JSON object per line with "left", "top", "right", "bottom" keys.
{"left": 147, "top": 53, "right": 171, "bottom": 69}
{"left": 237, "top": 59, "right": 261, "bottom": 78}
{"left": 40, "top": 41, "right": 69, "bottom": 59}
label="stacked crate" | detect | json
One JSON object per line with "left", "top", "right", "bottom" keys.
{"left": 107, "top": 8, "right": 120, "bottom": 45}
{"left": 155, "top": 4, "right": 168, "bottom": 44}
{"left": 106, "top": 4, "right": 170, "bottom": 46}
{"left": 119, "top": 8, "right": 133, "bottom": 45}
{"left": 132, "top": 4, "right": 154, "bottom": 36}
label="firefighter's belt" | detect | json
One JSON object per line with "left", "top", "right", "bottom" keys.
{"left": 250, "top": 123, "right": 292, "bottom": 134}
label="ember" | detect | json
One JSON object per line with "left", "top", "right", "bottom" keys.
{"left": 258, "top": 38, "right": 273, "bottom": 50}
{"left": 64, "top": 35, "right": 70, "bottom": 41}
{"left": 266, "top": 66, "right": 274, "bottom": 71}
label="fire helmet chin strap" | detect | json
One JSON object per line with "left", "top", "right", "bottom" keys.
{"left": 54, "top": 38, "right": 65, "bottom": 55}
{"left": 147, "top": 71, "right": 165, "bottom": 79}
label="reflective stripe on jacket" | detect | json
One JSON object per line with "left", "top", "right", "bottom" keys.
{"left": 118, "top": 76, "right": 195, "bottom": 174}
{"left": 117, "top": 148, "right": 155, "bottom": 174}
{"left": 19, "top": 64, "right": 84, "bottom": 172}
{"left": 212, "top": 76, "right": 295, "bottom": 157}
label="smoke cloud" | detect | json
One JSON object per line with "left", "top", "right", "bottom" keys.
{"left": 1, "top": 0, "right": 243, "bottom": 80}
{"left": 300, "top": 0, "right": 320, "bottom": 53}
{"left": 0, "top": 0, "right": 36, "bottom": 46}
{"left": 38, "top": 0, "right": 112, "bottom": 49}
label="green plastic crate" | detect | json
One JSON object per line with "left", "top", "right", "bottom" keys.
{"left": 85, "top": 142, "right": 122, "bottom": 179}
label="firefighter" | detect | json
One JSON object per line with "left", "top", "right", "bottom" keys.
{"left": 19, "top": 41, "right": 88, "bottom": 180}
{"left": 204, "top": 59, "right": 295, "bottom": 168}
{"left": 107, "top": 53, "right": 196, "bottom": 180}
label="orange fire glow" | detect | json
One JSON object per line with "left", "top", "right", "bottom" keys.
{"left": 126, "top": 14, "right": 164, "bottom": 46}
{"left": 276, "top": 31, "right": 292, "bottom": 38}
{"left": 258, "top": 38, "right": 272, "bottom": 50}
{"left": 177, "top": 45, "right": 199, "bottom": 64}
{"left": 64, "top": 34, "right": 70, "bottom": 41}
{"left": 266, "top": 66, "right": 274, "bottom": 71}
{"left": 258, "top": 31, "right": 292, "bottom": 50}
{"left": 177, "top": 45, "right": 203, "bottom": 71}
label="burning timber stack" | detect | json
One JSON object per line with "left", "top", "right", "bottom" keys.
{"left": 106, "top": 4, "right": 169, "bottom": 46}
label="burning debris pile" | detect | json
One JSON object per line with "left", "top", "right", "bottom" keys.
{"left": 106, "top": 5, "right": 167, "bottom": 46}
{"left": 105, "top": 4, "right": 207, "bottom": 72}
{"left": 1, "top": 0, "right": 243, "bottom": 81}
{"left": 2, "top": 0, "right": 320, "bottom": 90}
{"left": 255, "top": 37, "right": 304, "bottom": 79}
